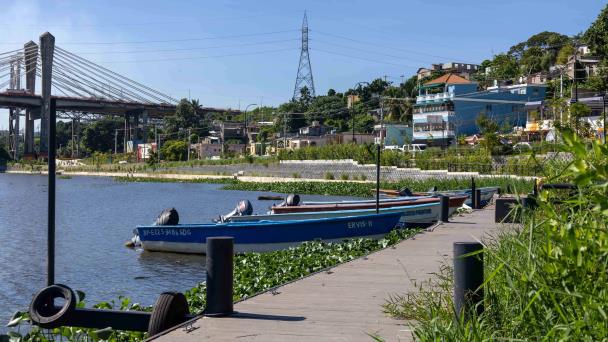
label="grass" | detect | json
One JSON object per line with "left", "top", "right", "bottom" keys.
{"left": 385, "top": 130, "right": 608, "bottom": 341}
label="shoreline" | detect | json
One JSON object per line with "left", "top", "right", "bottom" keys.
{"left": 4, "top": 169, "right": 536, "bottom": 183}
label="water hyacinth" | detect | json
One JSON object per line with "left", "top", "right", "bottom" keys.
{"left": 185, "top": 229, "right": 418, "bottom": 313}
{"left": 4, "top": 229, "right": 418, "bottom": 341}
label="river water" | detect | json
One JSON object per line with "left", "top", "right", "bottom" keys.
{"left": 0, "top": 174, "right": 351, "bottom": 331}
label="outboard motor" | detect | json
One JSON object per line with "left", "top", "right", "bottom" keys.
{"left": 285, "top": 194, "right": 300, "bottom": 206}
{"left": 220, "top": 200, "right": 253, "bottom": 222}
{"left": 276, "top": 194, "right": 301, "bottom": 207}
{"left": 398, "top": 188, "right": 414, "bottom": 197}
{"left": 155, "top": 208, "right": 179, "bottom": 226}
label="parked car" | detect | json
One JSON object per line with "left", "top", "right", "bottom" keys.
{"left": 384, "top": 145, "right": 402, "bottom": 151}
{"left": 403, "top": 144, "right": 427, "bottom": 154}
{"left": 513, "top": 142, "right": 532, "bottom": 152}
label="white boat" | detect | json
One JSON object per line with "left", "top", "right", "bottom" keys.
{"left": 228, "top": 202, "right": 441, "bottom": 227}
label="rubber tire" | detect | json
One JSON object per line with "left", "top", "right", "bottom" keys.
{"left": 147, "top": 292, "right": 190, "bottom": 336}
{"left": 29, "top": 284, "right": 76, "bottom": 328}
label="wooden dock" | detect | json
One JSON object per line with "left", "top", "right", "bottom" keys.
{"left": 150, "top": 207, "right": 499, "bottom": 341}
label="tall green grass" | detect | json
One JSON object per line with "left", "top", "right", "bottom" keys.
{"left": 385, "top": 130, "right": 608, "bottom": 340}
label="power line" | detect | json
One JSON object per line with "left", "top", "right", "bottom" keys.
{"left": 312, "top": 47, "right": 416, "bottom": 68}
{"left": 90, "top": 47, "right": 299, "bottom": 64}
{"left": 313, "top": 30, "right": 477, "bottom": 64}
{"left": 54, "top": 29, "right": 300, "bottom": 46}
{"left": 74, "top": 38, "right": 300, "bottom": 55}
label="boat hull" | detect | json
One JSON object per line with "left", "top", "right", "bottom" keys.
{"left": 377, "top": 187, "right": 498, "bottom": 207}
{"left": 271, "top": 196, "right": 467, "bottom": 215}
{"left": 230, "top": 202, "right": 441, "bottom": 226}
{"left": 137, "top": 212, "right": 403, "bottom": 254}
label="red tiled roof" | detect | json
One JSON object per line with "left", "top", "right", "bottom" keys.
{"left": 424, "top": 73, "right": 471, "bottom": 86}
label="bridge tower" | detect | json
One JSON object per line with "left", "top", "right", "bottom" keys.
{"left": 23, "top": 41, "right": 38, "bottom": 156}
{"left": 292, "top": 11, "right": 315, "bottom": 100}
{"left": 39, "top": 32, "right": 55, "bottom": 155}
{"left": 8, "top": 57, "right": 22, "bottom": 159}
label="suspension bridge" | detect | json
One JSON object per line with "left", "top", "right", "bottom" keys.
{"left": 0, "top": 32, "right": 239, "bottom": 159}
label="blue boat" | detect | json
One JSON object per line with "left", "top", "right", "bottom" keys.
{"left": 135, "top": 211, "right": 403, "bottom": 254}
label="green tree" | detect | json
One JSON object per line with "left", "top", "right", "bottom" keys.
{"left": 476, "top": 113, "right": 501, "bottom": 154}
{"left": 583, "top": 4, "right": 608, "bottom": 59}
{"left": 306, "top": 94, "right": 348, "bottom": 126}
{"left": 487, "top": 54, "right": 519, "bottom": 80}
{"left": 164, "top": 98, "right": 208, "bottom": 138}
{"left": 569, "top": 102, "right": 592, "bottom": 133}
{"left": 82, "top": 118, "right": 122, "bottom": 153}
{"left": 556, "top": 44, "right": 575, "bottom": 65}
{"left": 160, "top": 140, "right": 188, "bottom": 161}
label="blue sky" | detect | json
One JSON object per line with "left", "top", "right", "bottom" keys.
{"left": 0, "top": 0, "right": 605, "bottom": 128}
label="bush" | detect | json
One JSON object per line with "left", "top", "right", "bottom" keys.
{"left": 324, "top": 172, "right": 335, "bottom": 180}
{"left": 160, "top": 140, "right": 188, "bottom": 161}
{"left": 0, "top": 146, "right": 10, "bottom": 165}
{"left": 387, "top": 130, "right": 608, "bottom": 340}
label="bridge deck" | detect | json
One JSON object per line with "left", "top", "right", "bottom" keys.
{"left": 149, "top": 206, "right": 500, "bottom": 342}
{"left": 0, "top": 92, "right": 239, "bottom": 117}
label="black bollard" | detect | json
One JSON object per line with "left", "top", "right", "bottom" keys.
{"left": 440, "top": 195, "right": 449, "bottom": 222}
{"left": 454, "top": 242, "right": 484, "bottom": 320}
{"left": 205, "top": 237, "right": 234, "bottom": 316}
{"left": 474, "top": 189, "right": 482, "bottom": 209}
{"left": 470, "top": 178, "right": 476, "bottom": 209}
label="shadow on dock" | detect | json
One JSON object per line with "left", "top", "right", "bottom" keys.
{"left": 229, "top": 312, "right": 306, "bottom": 322}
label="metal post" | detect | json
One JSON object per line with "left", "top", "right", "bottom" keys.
{"left": 205, "top": 237, "right": 234, "bottom": 316}
{"left": 124, "top": 113, "right": 129, "bottom": 154}
{"left": 47, "top": 98, "right": 57, "bottom": 286}
{"left": 603, "top": 94, "right": 606, "bottom": 145}
{"left": 474, "top": 189, "right": 482, "bottom": 209}
{"left": 440, "top": 195, "right": 449, "bottom": 222}
{"left": 376, "top": 144, "right": 380, "bottom": 214}
{"left": 454, "top": 242, "right": 484, "bottom": 320}
{"left": 114, "top": 129, "right": 118, "bottom": 155}
{"left": 471, "top": 177, "right": 476, "bottom": 209}
{"left": 39, "top": 33, "right": 55, "bottom": 156}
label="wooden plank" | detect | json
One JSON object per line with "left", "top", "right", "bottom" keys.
{"left": 151, "top": 207, "right": 499, "bottom": 342}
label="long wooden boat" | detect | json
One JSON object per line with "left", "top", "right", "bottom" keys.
{"left": 229, "top": 202, "right": 440, "bottom": 226}
{"left": 376, "top": 187, "right": 499, "bottom": 207}
{"left": 136, "top": 212, "right": 403, "bottom": 254}
{"left": 271, "top": 195, "right": 467, "bottom": 215}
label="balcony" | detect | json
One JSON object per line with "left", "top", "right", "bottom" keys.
{"left": 415, "top": 92, "right": 454, "bottom": 104}
{"left": 413, "top": 104, "right": 454, "bottom": 114}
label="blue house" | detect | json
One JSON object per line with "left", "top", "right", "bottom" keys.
{"left": 413, "top": 74, "right": 546, "bottom": 146}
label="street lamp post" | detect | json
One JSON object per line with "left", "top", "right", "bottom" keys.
{"left": 244, "top": 103, "right": 257, "bottom": 145}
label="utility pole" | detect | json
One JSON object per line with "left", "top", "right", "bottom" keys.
{"left": 352, "top": 107, "right": 356, "bottom": 143}
{"left": 573, "top": 45, "right": 579, "bottom": 102}
{"left": 187, "top": 128, "right": 191, "bottom": 162}
{"left": 283, "top": 112, "right": 287, "bottom": 150}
